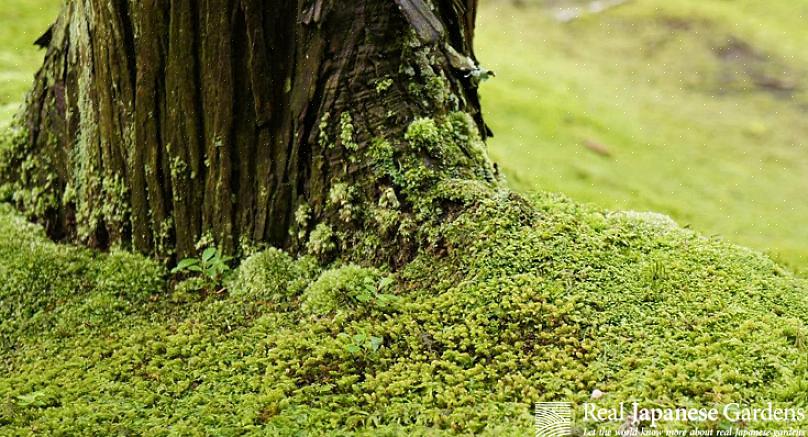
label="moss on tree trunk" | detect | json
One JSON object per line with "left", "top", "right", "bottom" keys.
{"left": 0, "top": 0, "right": 496, "bottom": 264}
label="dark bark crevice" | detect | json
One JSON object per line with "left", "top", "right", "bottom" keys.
{"left": 2, "top": 0, "right": 494, "bottom": 264}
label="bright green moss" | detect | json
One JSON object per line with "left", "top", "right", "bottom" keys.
{"left": 374, "top": 113, "right": 497, "bottom": 206}
{"left": 92, "top": 249, "right": 166, "bottom": 300}
{"left": 0, "top": 0, "right": 806, "bottom": 433}
{"left": 424, "top": 75, "right": 451, "bottom": 106}
{"left": 327, "top": 182, "right": 356, "bottom": 223}
{"left": 338, "top": 112, "right": 358, "bottom": 154}
{"left": 0, "top": 125, "right": 61, "bottom": 220}
{"left": 169, "top": 156, "right": 189, "bottom": 185}
{"left": 328, "top": 182, "right": 351, "bottom": 207}
{"left": 0, "top": 204, "right": 164, "bottom": 346}
{"left": 0, "top": 183, "right": 12, "bottom": 202}
{"left": 378, "top": 187, "right": 400, "bottom": 210}
{"left": 317, "top": 112, "right": 332, "bottom": 148}
{"left": 404, "top": 117, "right": 441, "bottom": 151}
{"left": 294, "top": 203, "right": 311, "bottom": 228}
{"left": 100, "top": 174, "right": 130, "bottom": 235}
{"left": 194, "top": 230, "right": 215, "bottom": 252}
{"left": 292, "top": 202, "right": 312, "bottom": 243}
{"left": 301, "top": 264, "right": 386, "bottom": 315}
{"left": 375, "top": 77, "right": 394, "bottom": 94}
{"left": 367, "top": 137, "right": 395, "bottom": 176}
{"left": 154, "top": 216, "right": 175, "bottom": 257}
{"left": 228, "top": 248, "right": 319, "bottom": 303}
{"left": 1, "top": 189, "right": 808, "bottom": 434}
{"left": 307, "top": 222, "right": 335, "bottom": 257}
{"left": 61, "top": 182, "right": 75, "bottom": 205}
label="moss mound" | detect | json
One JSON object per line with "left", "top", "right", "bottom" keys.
{"left": 1, "top": 182, "right": 807, "bottom": 435}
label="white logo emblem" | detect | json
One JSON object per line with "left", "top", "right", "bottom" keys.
{"left": 535, "top": 402, "right": 573, "bottom": 437}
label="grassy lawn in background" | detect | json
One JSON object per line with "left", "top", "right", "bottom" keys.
{"left": 477, "top": 0, "right": 808, "bottom": 274}
{"left": 0, "top": 0, "right": 61, "bottom": 125}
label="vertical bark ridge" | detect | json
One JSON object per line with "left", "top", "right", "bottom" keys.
{"left": 232, "top": 2, "right": 257, "bottom": 251}
{"left": 71, "top": 0, "right": 106, "bottom": 247}
{"left": 90, "top": 0, "right": 135, "bottom": 245}
{"left": 4, "top": 0, "right": 491, "bottom": 263}
{"left": 165, "top": 0, "right": 203, "bottom": 258}
{"left": 241, "top": 0, "right": 274, "bottom": 127}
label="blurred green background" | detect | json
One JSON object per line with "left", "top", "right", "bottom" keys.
{"left": 477, "top": 0, "right": 808, "bottom": 273}
{"left": 0, "top": 0, "right": 59, "bottom": 123}
{"left": 2, "top": 0, "right": 807, "bottom": 273}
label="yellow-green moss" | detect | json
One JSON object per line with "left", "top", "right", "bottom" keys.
{"left": 307, "top": 222, "right": 335, "bottom": 257}
{"left": 338, "top": 112, "right": 358, "bottom": 156}
{"left": 2, "top": 182, "right": 807, "bottom": 434}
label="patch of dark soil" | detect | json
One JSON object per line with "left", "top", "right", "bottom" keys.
{"left": 713, "top": 36, "right": 798, "bottom": 99}
{"left": 658, "top": 16, "right": 693, "bottom": 31}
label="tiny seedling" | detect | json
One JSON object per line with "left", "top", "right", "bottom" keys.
{"left": 171, "top": 246, "right": 233, "bottom": 292}
{"left": 339, "top": 332, "right": 384, "bottom": 355}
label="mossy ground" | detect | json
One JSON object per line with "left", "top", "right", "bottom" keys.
{"left": 1, "top": 0, "right": 808, "bottom": 435}
{"left": 1, "top": 182, "right": 807, "bottom": 434}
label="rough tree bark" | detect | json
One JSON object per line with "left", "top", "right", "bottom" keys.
{"left": 1, "top": 0, "right": 496, "bottom": 263}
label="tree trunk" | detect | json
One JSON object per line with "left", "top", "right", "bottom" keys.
{"left": 1, "top": 0, "right": 496, "bottom": 263}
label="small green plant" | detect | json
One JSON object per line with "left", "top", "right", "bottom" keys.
{"left": 301, "top": 265, "right": 399, "bottom": 315}
{"left": 171, "top": 246, "right": 233, "bottom": 292}
{"left": 338, "top": 332, "right": 384, "bottom": 355}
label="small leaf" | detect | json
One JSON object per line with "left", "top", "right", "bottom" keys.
{"left": 378, "top": 276, "right": 395, "bottom": 290}
{"left": 202, "top": 247, "right": 217, "bottom": 262}
{"left": 355, "top": 292, "right": 372, "bottom": 303}
{"left": 376, "top": 293, "right": 399, "bottom": 307}
{"left": 369, "top": 336, "right": 383, "bottom": 352}
{"left": 346, "top": 345, "right": 360, "bottom": 354}
{"left": 172, "top": 258, "right": 199, "bottom": 273}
